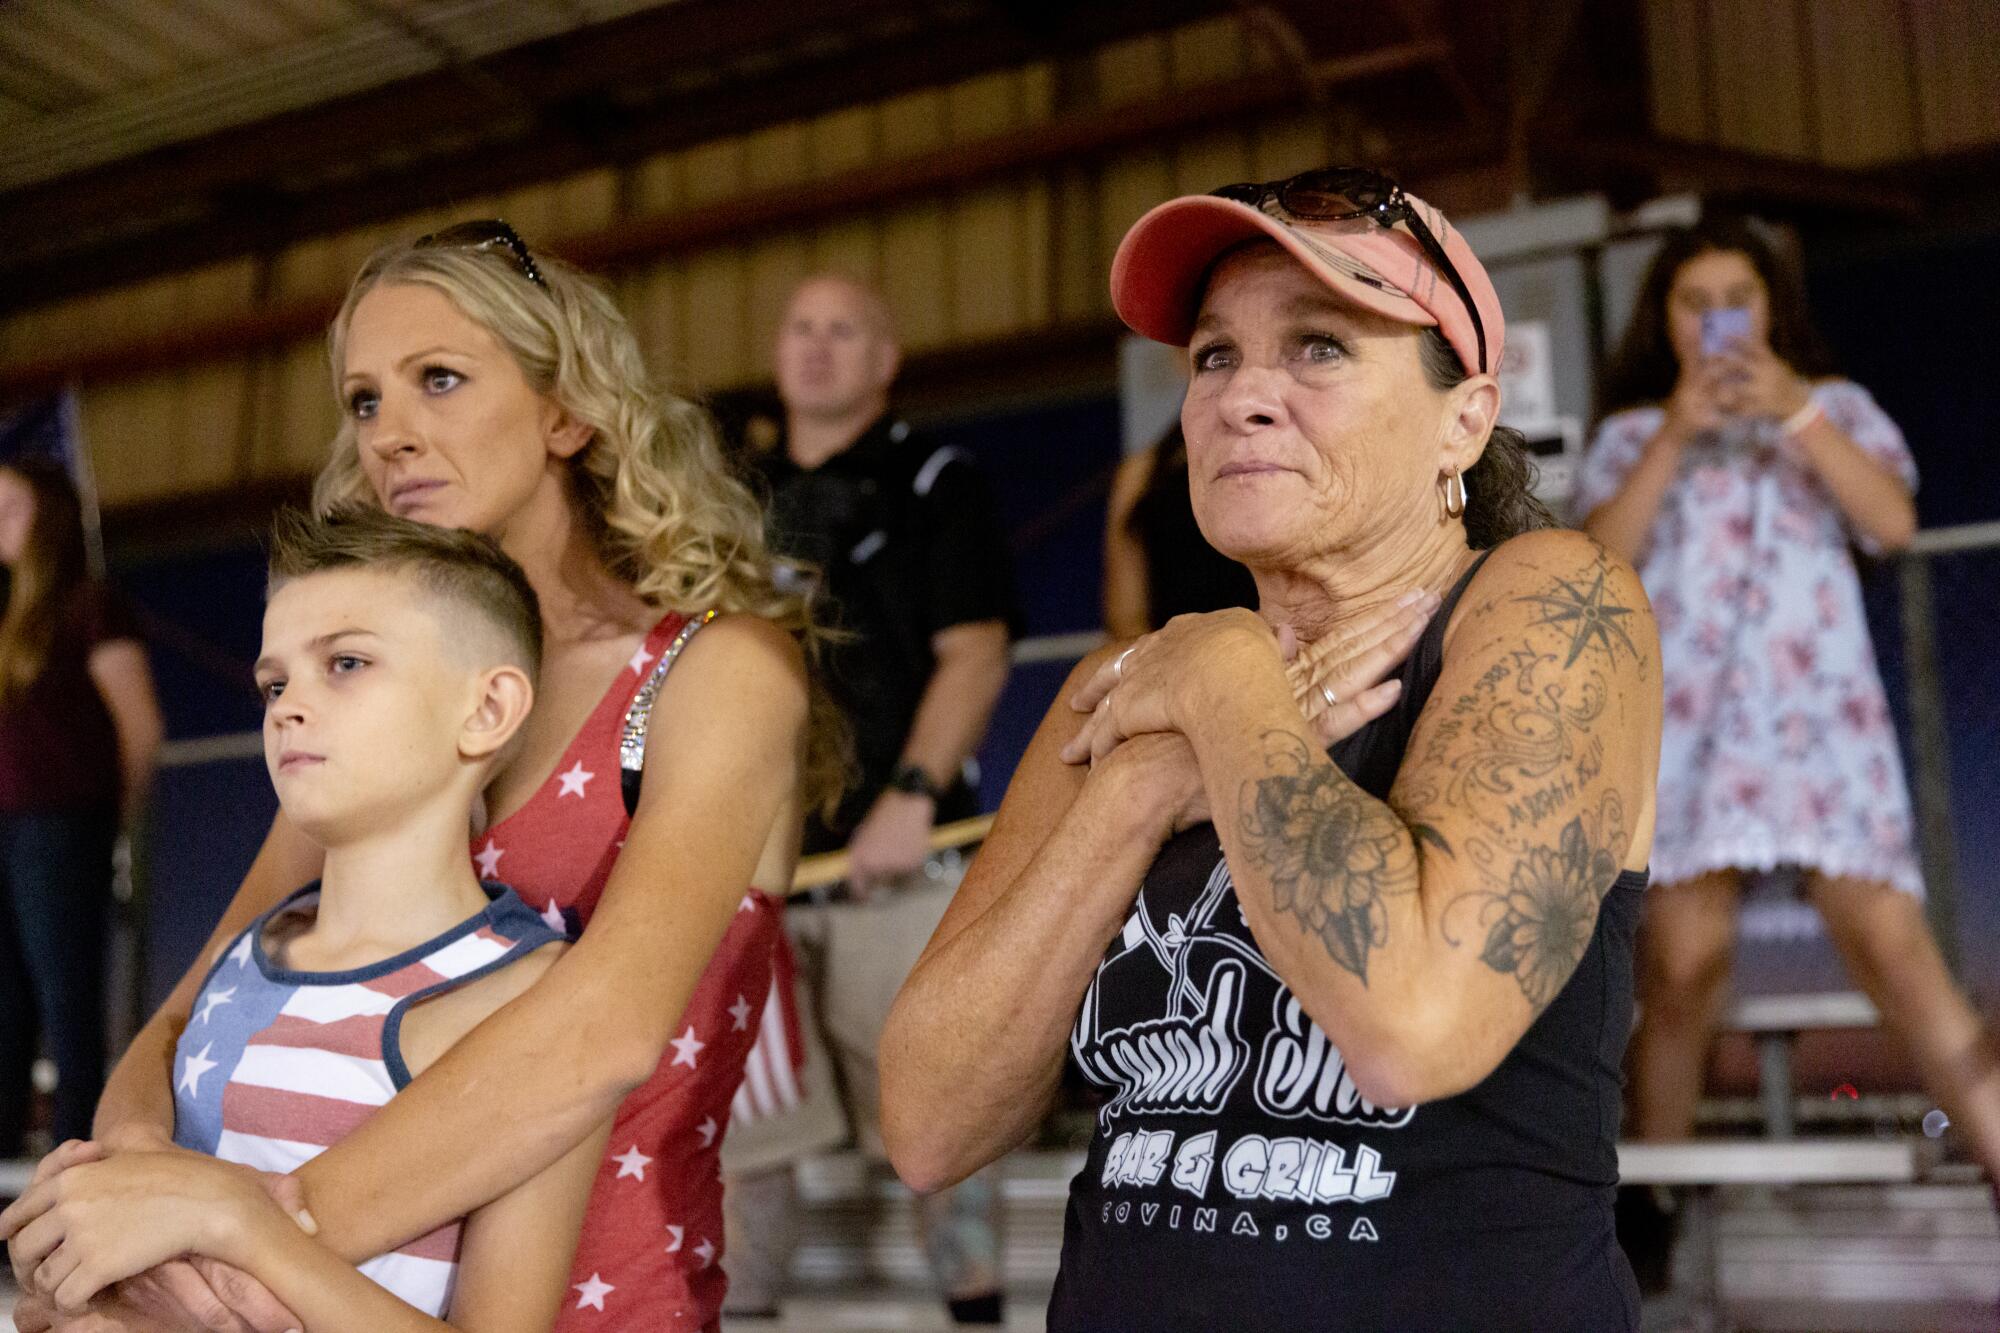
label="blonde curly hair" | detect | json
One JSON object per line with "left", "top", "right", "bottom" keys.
{"left": 318, "top": 230, "right": 848, "bottom": 812}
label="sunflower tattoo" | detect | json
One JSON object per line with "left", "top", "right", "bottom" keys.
{"left": 1446, "top": 794, "right": 1625, "bottom": 1012}
{"left": 1241, "top": 734, "right": 1415, "bottom": 984}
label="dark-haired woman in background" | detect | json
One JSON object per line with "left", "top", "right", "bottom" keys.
{"left": 1578, "top": 217, "right": 2000, "bottom": 1187}
{"left": 0, "top": 458, "right": 162, "bottom": 1152}
{"left": 1103, "top": 424, "right": 1257, "bottom": 638}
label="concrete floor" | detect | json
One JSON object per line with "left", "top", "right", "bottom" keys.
{"left": 4, "top": 1278, "right": 1058, "bottom": 1332}
{"left": 12, "top": 1277, "right": 2000, "bottom": 1332}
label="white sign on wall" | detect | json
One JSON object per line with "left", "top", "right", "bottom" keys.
{"left": 1497, "top": 318, "right": 1556, "bottom": 429}
{"left": 1119, "top": 335, "right": 1188, "bottom": 455}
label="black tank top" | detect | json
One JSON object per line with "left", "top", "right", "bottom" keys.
{"left": 1050, "top": 551, "right": 1646, "bottom": 1332}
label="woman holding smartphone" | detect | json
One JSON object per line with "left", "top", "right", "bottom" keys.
{"left": 1579, "top": 216, "right": 2000, "bottom": 1196}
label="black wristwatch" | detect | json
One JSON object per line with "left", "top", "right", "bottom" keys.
{"left": 887, "top": 762, "right": 944, "bottom": 802}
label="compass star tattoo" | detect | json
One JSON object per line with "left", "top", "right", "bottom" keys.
{"left": 1513, "top": 558, "right": 1640, "bottom": 670}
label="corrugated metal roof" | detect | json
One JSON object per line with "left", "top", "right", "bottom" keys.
{"left": 0, "top": 0, "right": 683, "bottom": 189}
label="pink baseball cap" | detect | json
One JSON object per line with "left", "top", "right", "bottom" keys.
{"left": 1110, "top": 170, "right": 1504, "bottom": 378}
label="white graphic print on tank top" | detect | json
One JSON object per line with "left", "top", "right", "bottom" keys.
{"left": 1070, "top": 848, "right": 1411, "bottom": 1223}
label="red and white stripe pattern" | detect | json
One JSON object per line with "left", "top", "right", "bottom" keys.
{"left": 730, "top": 933, "right": 805, "bottom": 1126}
{"left": 730, "top": 975, "right": 800, "bottom": 1124}
{"left": 179, "top": 902, "right": 546, "bottom": 1317}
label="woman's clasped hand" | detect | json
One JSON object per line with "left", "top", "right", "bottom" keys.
{"left": 1059, "top": 590, "right": 1438, "bottom": 769}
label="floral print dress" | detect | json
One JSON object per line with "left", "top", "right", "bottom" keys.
{"left": 1576, "top": 379, "right": 1922, "bottom": 896}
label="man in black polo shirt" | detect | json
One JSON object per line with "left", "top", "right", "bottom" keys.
{"left": 722, "top": 274, "right": 1017, "bottom": 1324}
{"left": 758, "top": 275, "right": 1016, "bottom": 867}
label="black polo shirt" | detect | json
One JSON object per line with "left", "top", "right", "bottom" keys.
{"left": 752, "top": 414, "right": 1019, "bottom": 852}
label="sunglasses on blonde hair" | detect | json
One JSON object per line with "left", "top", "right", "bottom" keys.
{"left": 414, "top": 218, "right": 548, "bottom": 291}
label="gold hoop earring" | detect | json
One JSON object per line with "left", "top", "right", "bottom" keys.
{"left": 1440, "top": 469, "right": 1468, "bottom": 520}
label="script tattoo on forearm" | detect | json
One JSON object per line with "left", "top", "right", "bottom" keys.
{"left": 1415, "top": 643, "right": 1607, "bottom": 837}
{"left": 1239, "top": 732, "right": 1417, "bottom": 986}
{"left": 1442, "top": 792, "right": 1627, "bottom": 1011}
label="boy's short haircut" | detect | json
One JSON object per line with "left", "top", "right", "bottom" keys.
{"left": 267, "top": 505, "right": 543, "bottom": 679}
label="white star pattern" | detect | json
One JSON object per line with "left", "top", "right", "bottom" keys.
{"left": 474, "top": 839, "right": 504, "bottom": 878}
{"left": 573, "top": 1273, "right": 614, "bottom": 1312}
{"left": 612, "top": 1145, "right": 652, "bottom": 1181}
{"left": 195, "top": 985, "right": 237, "bottom": 1026}
{"left": 668, "top": 1025, "right": 705, "bottom": 1069}
{"left": 693, "top": 1237, "right": 716, "bottom": 1268}
{"left": 738, "top": 892, "right": 757, "bottom": 913}
{"left": 228, "top": 933, "right": 254, "bottom": 968}
{"left": 556, "top": 761, "right": 594, "bottom": 798}
{"left": 628, "top": 645, "right": 655, "bottom": 675}
{"left": 727, "top": 994, "right": 753, "bottom": 1031}
{"left": 696, "top": 1116, "right": 718, "bottom": 1148}
{"left": 665, "top": 1224, "right": 684, "bottom": 1253}
{"left": 540, "top": 899, "right": 566, "bottom": 934}
{"left": 178, "top": 1042, "right": 219, "bottom": 1097}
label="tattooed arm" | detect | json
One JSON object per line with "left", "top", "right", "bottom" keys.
{"left": 1185, "top": 530, "right": 1661, "bottom": 1106}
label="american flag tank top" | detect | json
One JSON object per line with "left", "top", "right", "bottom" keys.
{"left": 172, "top": 884, "right": 565, "bottom": 1316}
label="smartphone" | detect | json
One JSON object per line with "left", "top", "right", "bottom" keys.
{"left": 1701, "top": 307, "right": 1752, "bottom": 359}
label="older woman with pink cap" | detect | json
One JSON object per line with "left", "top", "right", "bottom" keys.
{"left": 880, "top": 169, "right": 1663, "bottom": 1329}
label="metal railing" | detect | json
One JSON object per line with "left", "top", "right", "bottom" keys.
{"left": 142, "top": 525, "right": 1998, "bottom": 981}
{"left": 1895, "top": 519, "right": 2000, "bottom": 976}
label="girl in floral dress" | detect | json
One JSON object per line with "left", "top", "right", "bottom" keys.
{"left": 1580, "top": 216, "right": 2000, "bottom": 1189}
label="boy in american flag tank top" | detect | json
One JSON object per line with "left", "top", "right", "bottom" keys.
{"left": 3, "top": 510, "right": 612, "bottom": 1327}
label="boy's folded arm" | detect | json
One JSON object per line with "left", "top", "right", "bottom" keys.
{"left": 179, "top": 1109, "right": 611, "bottom": 1333}
{"left": 210, "top": 1221, "right": 457, "bottom": 1333}
{"left": 95, "top": 810, "right": 325, "bottom": 1149}
{"left": 293, "top": 614, "right": 808, "bottom": 1261}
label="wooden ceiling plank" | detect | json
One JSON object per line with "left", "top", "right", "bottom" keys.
{"left": 94, "top": 0, "right": 245, "bottom": 68}
{"left": 0, "top": 49, "right": 92, "bottom": 114}
{"left": 17, "top": 0, "right": 182, "bottom": 88}
{"left": 258, "top": 0, "right": 375, "bottom": 33}
{"left": 1641, "top": 0, "right": 1708, "bottom": 143}
{"left": 1382, "top": 0, "right": 1491, "bottom": 130}
{"left": 0, "top": 1, "right": 1235, "bottom": 306}
{"left": 1546, "top": 132, "right": 1923, "bottom": 216}
{"left": 0, "top": 44, "right": 1525, "bottom": 397}
{"left": 0, "top": 72, "right": 1285, "bottom": 395}
{"left": 167, "top": 0, "right": 317, "bottom": 50}
{"left": 0, "top": 0, "right": 919, "bottom": 238}
{"left": 0, "top": 5, "right": 136, "bottom": 96}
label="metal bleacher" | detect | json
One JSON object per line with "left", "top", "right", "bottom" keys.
{"left": 4, "top": 966, "right": 1988, "bottom": 1329}
{"left": 1622, "top": 988, "right": 1996, "bottom": 1331}
{"left": 1726, "top": 989, "right": 1881, "bottom": 1139}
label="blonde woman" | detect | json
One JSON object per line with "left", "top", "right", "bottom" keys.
{"left": 16, "top": 221, "right": 838, "bottom": 1333}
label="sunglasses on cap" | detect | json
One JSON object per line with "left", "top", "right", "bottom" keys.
{"left": 1210, "top": 167, "right": 1487, "bottom": 375}
{"left": 413, "top": 218, "right": 548, "bottom": 291}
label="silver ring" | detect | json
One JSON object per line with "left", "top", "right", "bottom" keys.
{"left": 1114, "top": 647, "right": 1135, "bottom": 680}
{"left": 1320, "top": 684, "right": 1339, "bottom": 709}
